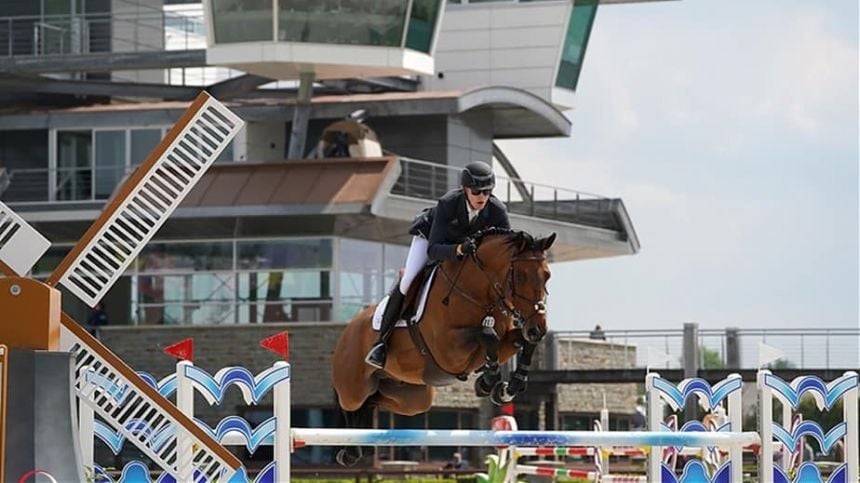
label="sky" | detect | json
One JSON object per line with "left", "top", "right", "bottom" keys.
{"left": 498, "top": 0, "right": 859, "bottom": 342}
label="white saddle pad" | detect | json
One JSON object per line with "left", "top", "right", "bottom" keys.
{"left": 372, "top": 265, "right": 439, "bottom": 331}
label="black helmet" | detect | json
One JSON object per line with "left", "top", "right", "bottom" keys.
{"left": 461, "top": 161, "right": 495, "bottom": 191}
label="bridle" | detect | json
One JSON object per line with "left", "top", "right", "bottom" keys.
{"left": 439, "top": 244, "right": 547, "bottom": 329}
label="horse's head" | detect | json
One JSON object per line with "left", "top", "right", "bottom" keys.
{"left": 473, "top": 229, "right": 556, "bottom": 344}
{"left": 508, "top": 231, "right": 555, "bottom": 343}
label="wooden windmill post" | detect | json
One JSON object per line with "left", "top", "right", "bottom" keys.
{"left": 0, "top": 92, "right": 244, "bottom": 483}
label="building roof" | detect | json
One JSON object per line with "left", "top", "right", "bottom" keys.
{"left": 0, "top": 87, "right": 571, "bottom": 139}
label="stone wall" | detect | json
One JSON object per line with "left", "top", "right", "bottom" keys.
{"left": 553, "top": 338, "right": 640, "bottom": 415}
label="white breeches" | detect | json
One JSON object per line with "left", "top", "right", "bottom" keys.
{"left": 400, "top": 236, "right": 429, "bottom": 295}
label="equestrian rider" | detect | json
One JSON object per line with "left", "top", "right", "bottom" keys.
{"left": 365, "top": 161, "right": 511, "bottom": 369}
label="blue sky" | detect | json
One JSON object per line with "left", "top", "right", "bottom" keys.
{"left": 499, "top": 0, "right": 859, "bottom": 338}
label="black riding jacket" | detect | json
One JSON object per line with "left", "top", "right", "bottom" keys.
{"left": 409, "top": 188, "right": 510, "bottom": 262}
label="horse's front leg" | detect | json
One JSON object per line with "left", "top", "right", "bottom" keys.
{"left": 505, "top": 336, "right": 536, "bottom": 397}
{"left": 474, "top": 320, "right": 502, "bottom": 398}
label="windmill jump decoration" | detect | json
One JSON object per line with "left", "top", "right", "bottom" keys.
{"left": 0, "top": 92, "right": 244, "bottom": 483}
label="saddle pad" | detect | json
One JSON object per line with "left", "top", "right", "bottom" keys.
{"left": 372, "top": 265, "right": 439, "bottom": 331}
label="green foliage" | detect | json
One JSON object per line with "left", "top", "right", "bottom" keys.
{"left": 700, "top": 346, "right": 725, "bottom": 369}
{"left": 768, "top": 358, "right": 795, "bottom": 369}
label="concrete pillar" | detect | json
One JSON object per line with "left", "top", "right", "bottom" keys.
{"left": 682, "top": 322, "right": 699, "bottom": 421}
{"left": 288, "top": 72, "right": 315, "bottom": 159}
{"left": 725, "top": 327, "right": 741, "bottom": 369}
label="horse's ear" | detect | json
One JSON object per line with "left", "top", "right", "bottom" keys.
{"left": 515, "top": 232, "right": 529, "bottom": 252}
{"left": 540, "top": 233, "right": 557, "bottom": 251}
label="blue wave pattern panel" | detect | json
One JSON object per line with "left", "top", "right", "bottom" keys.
{"left": 94, "top": 461, "right": 277, "bottom": 483}
{"left": 661, "top": 460, "right": 731, "bottom": 483}
{"left": 652, "top": 376, "right": 743, "bottom": 411}
{"left": 763, "top": 373, "right": 858, "bottom": 411}
{"left": 94, "top": 416, "right": 276, "bottom": 454}
{"left": 773, "top": 462, "right": 848, "bottom": 483}
{"left": 183, "top": 364, "right": 291, "bottom": 405}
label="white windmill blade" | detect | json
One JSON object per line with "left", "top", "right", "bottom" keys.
{"left": 0, "top": 199, "right": 51, "bottom": 276}
{"left": 47, "top": 92, "right": 243, "bottom": 307}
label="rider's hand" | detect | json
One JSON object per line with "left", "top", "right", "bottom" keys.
{"left": 461, "top": 238, "right": 477, "bottom": 256}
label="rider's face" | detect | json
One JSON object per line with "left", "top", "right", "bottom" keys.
{"left": 465, "top": 186, "right": 491, "bottom": 210}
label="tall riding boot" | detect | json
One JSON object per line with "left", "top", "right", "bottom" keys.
{"left": 365, "top": 289, "right": 405, "bottom": 369}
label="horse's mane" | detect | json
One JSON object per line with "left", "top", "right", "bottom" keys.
{"left": 471, "top": 227, "right": 539, "bottom": 254}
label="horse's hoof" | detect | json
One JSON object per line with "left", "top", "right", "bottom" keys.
{"left": 490, "top": 381, "right": 515, "bottom": 406}
{"left": 336, "top": 447, "right": 362, "bottom": 467}
{"left": 475, "top": 375, "right": 493, "bottom": 397}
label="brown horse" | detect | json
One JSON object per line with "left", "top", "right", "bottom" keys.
{"left": 331, "top": 228, "right": 556, "bottom": 465}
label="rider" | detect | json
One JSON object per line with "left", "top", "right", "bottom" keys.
{"left": 365, "top": 161, "right": 511, "bottom": 369}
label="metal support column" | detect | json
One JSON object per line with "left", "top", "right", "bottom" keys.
{"left": 288, "top": 71, "right": 315, "bottom": 159}
{"left": 682, "top": 322, "right": 699, "bottom": 421}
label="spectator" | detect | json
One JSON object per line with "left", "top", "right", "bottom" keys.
{"left": 631, "top": 395, "right": 647, "bottom": 430}
{"left": 444, "top": 451, "right": 469, "bottom": 470}
{"left": 589, "top": 324, "right": 606, "bottom": 340}
{"left": 88, "top": 302, "right": 109, "bottom": 335}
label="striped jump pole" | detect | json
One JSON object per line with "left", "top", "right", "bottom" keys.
{"left": 291, "top": 428, "right": 760, "bottom": 449}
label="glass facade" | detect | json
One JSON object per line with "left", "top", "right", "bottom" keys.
{"left": 555, "top": 0, "right": 598, "bottom": 92}
{"left": 209, "top": 0, "right": 442, "bottom": 54}
{"left": 32, "top": 236, "right": 406, "bottom": 326}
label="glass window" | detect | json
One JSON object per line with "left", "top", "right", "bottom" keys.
{"left": 338, "top": 238, "right": 383, "bottom": 321}
{"left": 279, "top": 0, "right": 407, "bottom": 47}
{"left": 138, "top": 241, "right": 233, "bottom": 272}
{"left": 94, "top": 130, "right": 126, "bottom": 199}
{"left": 405, "top": 0, "right": 441, "bottom": 53}
{"left": 135, "top": 272, "right": 236, "bottom": 325}
{"left": 555, "top": 0, "right": 598, "bottom": 91}
{"left": 131, "top": 128, "right": 163, "bottom": 166}
{"left": 31, "top": 245, "right": 71, "bottom": 278}
{"left": 237, "top": 270, "right": 331, "bottom": 322}
{"left": 383, "top": 243, "right": 408, "bottom": 290}
{"left": 212, "top": 0, "right": 274, "bottom": 43}
{"left": 237, "top": 239, "right": 332, "bottom": 270}
{"left": 56, "top": 130, "right": 92, "bottom": 201}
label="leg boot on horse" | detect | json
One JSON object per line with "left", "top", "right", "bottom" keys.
{"left": 365, "top": 288, "right": 405, "bottom": 369}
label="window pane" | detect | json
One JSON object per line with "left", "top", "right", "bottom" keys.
{"left": 237, "top": 239, "right": 332, "bottom": 270}
{"left": 338, "top": 239, "right": 383, "bottom": 321}
{"left": 383, "top": 243, "right": 408, "bottom": 290}
{"left": 56, "top": 130, "right": 92, "bottom": 201}
{"left": 94, "top": 130, "right": 126, "bottom": 199}
{"left": 138, "top": 241, "right": 233, "bottom": 272}
{"left": 279, "top": 0, "right": 407, "bottom": 47}
{"left": 131, "top": 128, "right": 163, "bottom": 166}
{"left": 212, "top": 0, "right": 273, "bottom": 43}
{"left": 237, "top": 270, "right": 331, "bottom": 322}
{"left": 405, "top": 0, "right": 441, "bottom": 53}
{"left": 135, "top": 272, "right": 236, "bottom": 324}
{"left": 555, "top": 0, "right": 598, "bottom": 91}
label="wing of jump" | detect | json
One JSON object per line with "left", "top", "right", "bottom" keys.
{"left": 40, "top": 92, "right": 244, "bottom": 482}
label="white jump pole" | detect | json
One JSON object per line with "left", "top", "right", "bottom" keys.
{"left": 291, "top": 428, "right": 759, "bottom": 448}
{"left": 845, "top": 372, "right": 859, "bottom": 482}
{"left": 645, "top": 372, "right": 663, "bottom": 481}
{"left": 176, "top": 360, "right": 194, "bottom": 483}
{"left": 273, "top": 361, "right": 291, "bottom": 482}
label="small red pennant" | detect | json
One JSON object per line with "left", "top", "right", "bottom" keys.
{"left": 500, "top": 402, "right": 515, "bottom": 416}
{"left": 260, "top": 332, "right": 289, "bottom": 360}
{"left": 164, "top": 338, "right": 194, "bottom": 361}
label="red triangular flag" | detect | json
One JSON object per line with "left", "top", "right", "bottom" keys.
{"left": 260, "top": 332, "right": 289, "bottom": 360}
{"left": 164, "top": 338, "right": 194, "bottom": 361}
{"left": 500, "top": 402, "right": 515, "bottom": 416}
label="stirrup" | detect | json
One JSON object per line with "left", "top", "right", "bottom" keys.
{"left": 365, "top": 343, "right": 386, "bottom": 369}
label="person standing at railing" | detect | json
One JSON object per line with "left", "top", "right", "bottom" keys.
{"left": 365, "top": 161, "right": 510, "bottom": 369}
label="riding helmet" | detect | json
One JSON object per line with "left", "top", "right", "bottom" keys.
{"left": 460, "top": 161, "right": 495, "bottom": 190}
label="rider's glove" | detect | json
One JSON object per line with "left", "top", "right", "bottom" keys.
{"left": 460, "top": 238, "right": 477, "bottom": 256}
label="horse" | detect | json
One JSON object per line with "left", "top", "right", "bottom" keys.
{"left": 331, "top": 228, "right": 556, "bottom": 466}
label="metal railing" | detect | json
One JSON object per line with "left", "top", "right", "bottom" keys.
{"left": 393, "top": 157, "right": 622, "bottom": 229}
{"left": 0, "top": 164, "right": 133, "bottom": 204}
{"left": 551, "top": 327, "right": 860, "bottom": 371}
{"left": 0, "top": 11, "right": 203, "bottom": 58}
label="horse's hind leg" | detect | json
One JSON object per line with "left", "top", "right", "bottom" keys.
{"left": 336, "top": 399, "right": 375, "bottom": 467}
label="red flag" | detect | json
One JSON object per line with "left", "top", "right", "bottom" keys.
{"left": 500, "top": 402, "right": 515, "bottom": 416}
{"left": 164, "top": 338, "right": 193, "bottom": 361}
{"left": 260, "top": 332, "right": 289, "bottom": 360}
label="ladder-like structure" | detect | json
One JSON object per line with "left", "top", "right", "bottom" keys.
{"left": 0, "top": 92, "right": 245, "bottom": 482}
